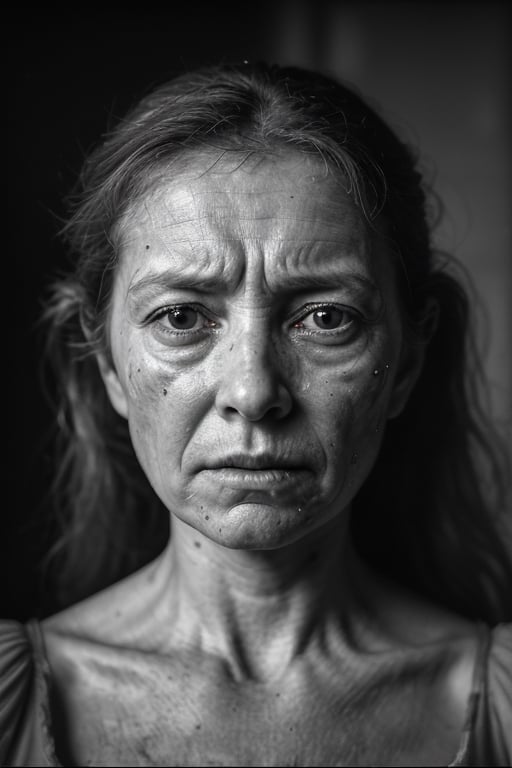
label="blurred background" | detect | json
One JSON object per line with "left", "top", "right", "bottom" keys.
{"left": 6, "top": 1, "right": 511, "bottom": 618}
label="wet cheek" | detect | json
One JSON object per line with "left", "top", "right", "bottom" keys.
{"left": 312, "top": 360, "right": 394, "bottom": 460}
{"left": 351, "top": 363, "right": 392, "bottom": 423}
{"left": 343, "top": 365, "right": 396, "bottom": 475}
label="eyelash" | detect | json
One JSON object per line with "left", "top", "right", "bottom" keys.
{"left": 148, "top": 304, "right": 217, "bottom": 337}
{"left": 290, "top": 302, "right": 362, "bottom": 336}
{"left": 146, "top": 302, "right": 364, "bottom": 343}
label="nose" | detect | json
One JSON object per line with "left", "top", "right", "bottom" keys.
{"left": 215, "top": 329, "right": 293, "bottom": 423}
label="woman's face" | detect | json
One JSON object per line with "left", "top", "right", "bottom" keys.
{"left": 103, "top": 151, "right": 419, "bottom": 549}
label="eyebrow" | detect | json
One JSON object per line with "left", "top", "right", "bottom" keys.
{"left": 128, "top": 269, "right": 228, "bottom": 301}
{"left": 127, "top": 266, "right": 379, "bottom": 302}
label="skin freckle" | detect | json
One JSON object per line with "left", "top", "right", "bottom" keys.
{"left": 104, "top": 152, "right": 405, "bottom": 553}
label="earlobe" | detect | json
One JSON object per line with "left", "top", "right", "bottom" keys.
{"left": 97, "top": 354, "right": 129, "bottom": 420}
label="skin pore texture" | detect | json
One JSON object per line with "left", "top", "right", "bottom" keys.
{"left": 43, "top": 151, "right": 478, "bottom": 767}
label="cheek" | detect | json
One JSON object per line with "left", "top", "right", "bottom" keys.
{"left": 305, "top": 354, "right": 396, "bottom": 482}
{"left": 126, "top": 357, "right": 174, "bottom": 407}
{"left": 349, "top": 362, "right": 393, "bottom": 430}
{"left": 121, "top": 351, "right": 200, "bottom": 464}
{"left": 304, "top": 349, "right": 394, "bottom": 429}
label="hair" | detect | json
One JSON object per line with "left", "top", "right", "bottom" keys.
{"left": 40, "top": 61, "right": 511, "bottom": 621}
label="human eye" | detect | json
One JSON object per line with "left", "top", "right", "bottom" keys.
{"left": 290, "top": 303, "right": 363, "bottom": 343}
{"left": 147, "top": 304, "right": 219, "bottom": 344}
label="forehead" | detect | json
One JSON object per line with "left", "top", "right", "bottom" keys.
{"left": 116, "top": 150, "right": 386, "bottom": 290}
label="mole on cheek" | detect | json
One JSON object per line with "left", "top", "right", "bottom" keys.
{"left": 126, "top": 362, "right": 154, "bottom": 401}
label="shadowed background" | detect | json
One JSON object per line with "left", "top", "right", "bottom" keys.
{"left": 6, "top": 1, "right": 511, "bottom": 618}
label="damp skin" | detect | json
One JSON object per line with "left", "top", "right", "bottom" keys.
{"left": 101, "top": 151, "right": 419, "bottom": 550}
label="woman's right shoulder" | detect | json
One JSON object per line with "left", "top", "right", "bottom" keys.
{"left": 42, "top": 553, "right": 167, "bottom": 649}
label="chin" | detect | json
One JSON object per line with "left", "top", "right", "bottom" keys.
{"left": 199, "top": 501, "right": 324, "bottom": 550}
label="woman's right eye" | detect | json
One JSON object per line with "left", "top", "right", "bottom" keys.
{"left": 148, "top": 304, "right": 218, "bottom": 341}
{"left": 160, "top": 306, "right": 204, "bottom": 331}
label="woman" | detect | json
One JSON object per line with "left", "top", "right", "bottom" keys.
{"left": 1, "top": 61, "right": 511, "bottom": 766}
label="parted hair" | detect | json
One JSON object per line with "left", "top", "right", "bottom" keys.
{"left": 41, "top": 61, "right": 511, "bottom": 620}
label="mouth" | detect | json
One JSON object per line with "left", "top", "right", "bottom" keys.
{"left": 200, "top": 454, "right": 310, "bottom": 491}
{"left": 206, "top": 454, "right": 304, "bottom": 471}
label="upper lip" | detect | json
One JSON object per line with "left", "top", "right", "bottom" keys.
{"left": 205, "top": 453, "right": 304, "bottom": 470}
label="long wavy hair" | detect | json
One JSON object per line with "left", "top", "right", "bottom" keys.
{"left": 41, "top": 61, "right": 511, "bottom": 621}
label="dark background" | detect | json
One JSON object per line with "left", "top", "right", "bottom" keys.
{"left": 6, "top": 2, "right": 511, "bottom": 619}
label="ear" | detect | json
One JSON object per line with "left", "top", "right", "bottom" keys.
{"left": 388, "top": 298, "right": 439, "bottom": 420}
{"left": 96, "top": 353, "right": 129, "bottom": 420}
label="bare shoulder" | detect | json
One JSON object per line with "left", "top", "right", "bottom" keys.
{"left": 354, "top": 557, "right": 479, "bottom": 648}
{"left": 354, "top": 560, "right": 483, "bottom": 709}
{"left": 41, "top": 552, "right": 168, "bottom": 655}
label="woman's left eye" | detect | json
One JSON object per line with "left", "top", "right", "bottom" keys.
{"left": 292, "top": 305, "right": 359, "bottom": 333}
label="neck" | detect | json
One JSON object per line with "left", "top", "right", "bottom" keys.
{"left": 149, "top": 513, "right": 368, "bottom": 681}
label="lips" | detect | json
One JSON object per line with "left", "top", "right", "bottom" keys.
{"left": 199, "top": 461, "right": 311, "bottom": 492}
{"left": 206, "top": 453, "right": 304, "bottom": 471}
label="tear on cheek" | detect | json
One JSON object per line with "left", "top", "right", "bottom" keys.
{"left": 362, "top": 360, "right": 393, "bottom": 409}
{"left": 346, "top": 369, "right": 393, "bottom": 439}
{"left": 371, "top": 363, "right": 391, "bottom": 378}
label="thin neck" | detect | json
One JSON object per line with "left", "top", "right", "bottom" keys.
{"left": 149, "top": 513, "right": 367, "bottom": 681}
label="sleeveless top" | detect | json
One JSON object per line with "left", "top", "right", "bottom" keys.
{"left": 0, "top": 619, "right": 511, "bottom": 767}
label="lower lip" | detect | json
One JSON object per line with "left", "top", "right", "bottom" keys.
{"left": 201, "top": 468, "right": 309, "bottom": 490}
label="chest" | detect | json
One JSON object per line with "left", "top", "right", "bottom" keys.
{"left": 50, "top": 653, "right": 465, "bottom": 766}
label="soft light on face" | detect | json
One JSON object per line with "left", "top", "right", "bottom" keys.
{"left": 100, "top": 150, "right": 419, "bottom": 550}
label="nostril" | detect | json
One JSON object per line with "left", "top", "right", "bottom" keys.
{"left": 216, "top": 374, "right": 293, "bottom": 423}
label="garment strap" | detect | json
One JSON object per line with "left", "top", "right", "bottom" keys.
{"left": 25, "top": 619, "right": 46, "bottom": 663}
{"left": 449, "top": 622, "right": 492, "bottom": 766}
{"left": 25, "top": 619, "right": 61, "bottom": 767}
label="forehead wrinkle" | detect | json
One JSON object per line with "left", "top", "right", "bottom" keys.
{"left": 120, "top": 162, "right": 378, "bottom": 301}
{"left": 130, "top": 174, "right": 363, "bottom": 243}
{"left": 125, "top": 235, "right": 377, "bottom": 292}
{"left": 155, "top": 213, "right": 364, "bottom": 247}
{"left": 188, "top": 183, "right": 356, "bottom": 214}
{"left": 126, "top": 242, "right": 246, "bottom": 302}
{"left": 263, "top": 245, "right": 379, "bottom": 298}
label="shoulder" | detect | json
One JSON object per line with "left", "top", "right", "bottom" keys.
{"left": 39, "top": 557, "right": 169, "bottom": 703}
{"left": 42, "top": 554, "right": 164, "bottom": 647}
{"left": 355, "top": 558, "right": 480, "bottom": 650}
